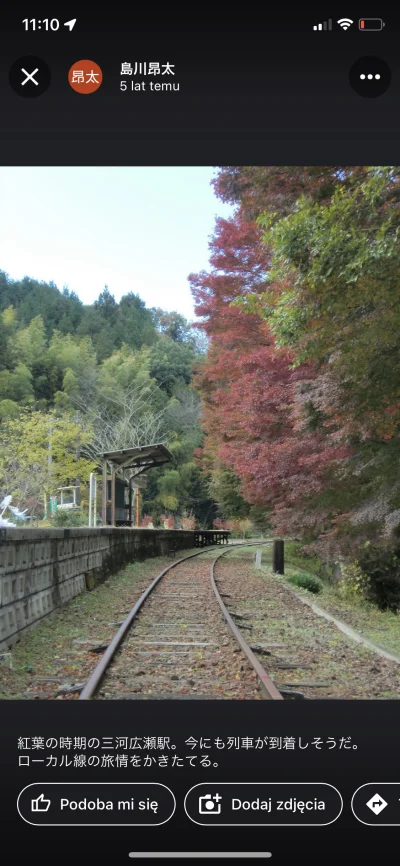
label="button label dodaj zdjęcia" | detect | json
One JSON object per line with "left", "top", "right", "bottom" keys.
{"left": 185, "top": 783, "right": 342, "bottom": 826}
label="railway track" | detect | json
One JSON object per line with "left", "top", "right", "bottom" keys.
{"left": 79, "top": 543, "right": 283, "bottom": 701}
{"left": 214, "top": 547, "right": 400, "bottom": 700}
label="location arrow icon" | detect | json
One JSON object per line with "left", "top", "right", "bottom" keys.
{"left": 64, "top": 19, "right": 77, "bottom": 31}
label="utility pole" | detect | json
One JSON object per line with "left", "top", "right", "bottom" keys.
{"left": 88, "top": 473, "right": 97, "bottom": 527}
{"left": 44, "top": 422, "right": 53, "bottom": 519}
{"left": 74, "top": 418, "right": 81, "bottom": 506}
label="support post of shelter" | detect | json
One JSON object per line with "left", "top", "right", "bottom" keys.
{"left": 135, "top": 487, "right": 141, "bottom": 527}
{"left": 128, "top": 482, "right": 132, "bottom": 524}
{"left": 101, "top": 460, "right": 107, "bottom": 526}
{"left": 88, "top": 472, "right": 93, "bottom": 528}
{"left": 111, "top": 469, "right": 116, "bottom": 527}
{"left": 272, "top": 539, "right": 284, "bottom": 575}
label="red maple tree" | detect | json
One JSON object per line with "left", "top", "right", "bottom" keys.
{"left": 190, "top": 169, "right": 354, "bottom": 547}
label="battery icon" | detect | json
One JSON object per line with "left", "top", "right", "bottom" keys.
{"left": 359, "top": 18, "right": 385, "bottom": 30}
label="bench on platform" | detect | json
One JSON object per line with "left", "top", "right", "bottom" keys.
{"left": 194, "top": 530, "right": 231, "bottom": 547}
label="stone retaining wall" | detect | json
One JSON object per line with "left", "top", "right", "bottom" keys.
{"left": 0, "top": 527, "right": 195, "bottom": 650}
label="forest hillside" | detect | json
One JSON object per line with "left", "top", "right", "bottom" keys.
{"left": 0, "top": 273, "right": 215, "bottom": 529}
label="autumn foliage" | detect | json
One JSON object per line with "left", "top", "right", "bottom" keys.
{"left": 190, "top": 167, "right": 400, "bottom": 566}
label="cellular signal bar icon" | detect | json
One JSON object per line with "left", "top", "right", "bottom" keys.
{"left": 313, "top": 19, "right": 332, "bottom": 31}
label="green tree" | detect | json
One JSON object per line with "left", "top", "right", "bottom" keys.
{"left": 1, "top": 305, "right": 18, "bottom": 371}
{"left": 31, "top": 355, "right": 64, "bottom": 404}
{"left": 256, "top": 167, "right": 400, "bottom": 436}
{"left": 208, "top": 466, "right": 252, "bottom": 520}
{"left": 118, "top": 293, "right": 158, "bottom": 349}
{"left": 0, "top": 399, "right": 20, "bottom": 420}
{"left": 0, "top": 318, "right": 8, "bottom": 371}
{"left": 63, "top": 367, "right": 79, "bottom": 397}
{"left": 152, "top": 309, "right": 193, "bottom": 343}
{"left": 94, "top": 285, "right": 118, "bottom": 321}
{"left": 0, "top": 410, "right": 95, "bottom": 517}
{"left": 47, "top": 331, "right": 97, "bottom": 377}
{"left": 0, "top": 364, "right": 34, "bottom": 403}
{"left": 149, "top": 337, "right": 195, "bottom": 395}
{"left": 11, "top": 315, "right": 46, "bottom": 366}
{"left": 0, "top": 275, "right": 83, "bottom": 336}
{"left": 2, "top": 305, "right": 18, "bottom": 331}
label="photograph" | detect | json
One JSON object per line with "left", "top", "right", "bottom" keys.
{"left": 1, "top": 165, "right": 399, "bottom": 702}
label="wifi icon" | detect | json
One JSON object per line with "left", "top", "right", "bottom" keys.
{"left": 338, "top": 18, "right": 354, "bottom": 30}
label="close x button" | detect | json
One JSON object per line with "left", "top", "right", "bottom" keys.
{"left": 184, "top": 783, "right": 342, "bottom": 826}
{"left": 9, "top": 56, "right": 51, "bottom": 97}
{"left": 17, "top": 783, "right": 175, "bottom": 826}
{"left": 352, "top": 783, "right": 400, "bottom": 825}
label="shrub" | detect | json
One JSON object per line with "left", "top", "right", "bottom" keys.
{"left": 336, "top": 562, "right": 369, "bottom": 601}
{"left": 50, "top": 509, "right": 87, "bottom": 527}
{"left": 285, "top": 541, "right": 330, "bottom": 579}
{"left": 287, "top": 572, "right": 323, "bottom": 594}
{"left": 356, "top": 543, "right": 400, "bottom": 612}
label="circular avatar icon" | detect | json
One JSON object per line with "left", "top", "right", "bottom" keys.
{"left": 9, "top": 55, "right": 51, "bottom": 97}
{"left": 68, "top": 59, "right": 103, "bottom": 94}
{"left": 349, "top": 56, "right": 391, "bottom": 97}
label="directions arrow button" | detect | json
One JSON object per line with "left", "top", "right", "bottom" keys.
{"left": 366, "top": 794, "right": 388, "bottom": 816}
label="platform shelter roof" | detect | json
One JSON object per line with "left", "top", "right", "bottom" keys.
{"left": 101, "top": 443, "right": 173, "bottom": 476}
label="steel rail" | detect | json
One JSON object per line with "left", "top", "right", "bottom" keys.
{"left": 79, "top": 546, "right": 221, "bottom": 700}
{"left": 211, "top": 547, "right": 284, "bottom": 700}
{"left": 79, "top": 541, "right": 279, "bottom": 700}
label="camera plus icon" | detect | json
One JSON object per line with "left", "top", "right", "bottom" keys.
{"left": 198, "top": 793, "right": 222, "bottom": 815}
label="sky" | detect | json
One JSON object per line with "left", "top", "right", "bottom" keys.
{"left": 0, "top": 167, "right": 234, "bottom": 320}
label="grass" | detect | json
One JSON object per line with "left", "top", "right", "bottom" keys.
{"left": 256, "top": 545, "right": 400, "bottom": 658}
{"left": 230, "top": 542, "right": 400, "bottom": 652}
{"left": 0, "top": 554, "right": 179, "bottom": 699}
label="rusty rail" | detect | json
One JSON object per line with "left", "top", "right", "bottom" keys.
{"left": 79, "top": 541, "right": 281, "bottom": 700}
{"left": 211, "top": 547, "right": 283, "bottom": 700}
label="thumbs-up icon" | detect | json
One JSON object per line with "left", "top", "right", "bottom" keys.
{"left": 31, "top": 794, "right": 51, "bottom": 812}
